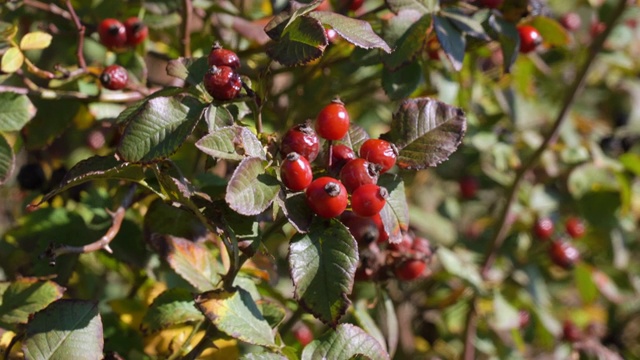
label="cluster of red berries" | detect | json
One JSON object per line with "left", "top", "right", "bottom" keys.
{"left": 98, "top": 17, "right": 148, "bottom": 50}
{"left": 203, "top": 44, "right": 242, "bottom": 101}
{"left": 533, "top": 216, "right": 586, "bottom": 269}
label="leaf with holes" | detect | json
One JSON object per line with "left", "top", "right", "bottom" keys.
{"left": 225, "top": 157, "right": 280, "bottom": 216}
{"left": 196, "top": 126, "right": 266, "bottom": 161}
{"left": 0, "top": 134, "right": 14, "bottom": 186}
{"left": 289, "top": 219, "right": 358, "bottom": 325}
{"left": 433, "top": 15, "right": 465, "bottom": 71}
{"left": 302, "top": 323, "right": 389, "bottom": 360}
{"left": 22, "top": 300, "right": 103, "bottom": 360}
{"left": 309, "top": 11, "right": 391, "bottom": 53}
{"left": 0, "top": 278, "right": 65, "bottom": 326}
{"left": 267, "top": 16, "right": 327, "bottom": 67}
{"left": 141, "top": 288, "right": 204, "bottom": 334}
{"left": 381, "top": 98, "right": 466, "bottom": 170}
{"left": 0, "top": 92, "right": 36, "bottom": 132}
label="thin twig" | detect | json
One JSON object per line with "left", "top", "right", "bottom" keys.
{"left": 181, "top": 0, "right": 193, "bottom": 57}
{"left": 22, "top": 0, "right": 72, "bottom": 20}
{"left": 65, "top": 0, "right": 87, "bottom": 70}
{"left": 0, "top": 84, "right": 150, "bottom": 103}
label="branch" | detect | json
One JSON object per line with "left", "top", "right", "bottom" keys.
{"left": 42, "top": 185, "right": 137, "bottom": 263}
{"left": 181, "top": 0, "right": 193, "bottom": 57}
{"left": 65, "top": 0, "right": 87, "bottom": 70}
{"left": 0, "top": 84, "right": 151, "bottom": 103}
{"left": 22, "top": 0, "right": 72, "bottom": 20}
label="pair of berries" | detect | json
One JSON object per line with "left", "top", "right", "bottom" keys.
{"left": 533, "top": 216, "right": 585, "bottom": 269}
{"left": 98, "top": 17, "right": 148, "bottom": 50}
{"left": 203, "top": 45, "right": 242, "bottom": 101}
{"left": 390, "top": 233, "right": 432, "bottom": 281}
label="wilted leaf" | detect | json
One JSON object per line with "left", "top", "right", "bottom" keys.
{"left": 0, "top": 134, "right": 14, "bottom": 186}
{"left": 289, "top": 219, "right": 358, "bottom": 325}
{"left": 382, "top": 61, "right": 422, "bottom": 100}
{"left": 383, "top": 14, "right": 431, "bottom": 70}
{"left": 19, "top": 31, "right": 52, "bottom": 50}
{"left": 22, "top": 300, "right": 103, "bottom": 360}
{"left": 166, "top": 56, "right": 209, "bottom": 86}
{"left": 141, "top": 288, "right": 204, "bottom": 334}
{"left": 309, "top": 11, "right": 391, "bottom": 53}
{"left": 196, "top": 126, "right": 266, "bottom": 161}
{"left": 381, "top": 98, "right": 466, "bottom": 170}
{"left": 302, "top": 323, "right": 390, "bottom": 360}
{"left": 0, "top": 92, "right": 36, "bottom": 132}
{"left": 1, "top": 47, "right": 24, "bottom": 73}
{"left": 195, "top": 288, "right": 276, "bottom": 348}
{"left": 0, "top": 278, "right": 65, "bottom": 325}
{"left": 379, "top": 203, "right": 402, "bottom": 244}
{"left": 267, "top": 16, "right": 327, "bottom": 67}
{"left": 225, "top": 157, "right": 280, "bottom": 216}
{"left": 433, "top": 15, "right": 465, "bottom": 71}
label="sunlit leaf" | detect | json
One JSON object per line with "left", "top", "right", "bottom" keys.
{"left": 383, "top": 15, "right": 431, "bottom": 70}
{"left": 19, "top": 31, "right": 53, "bottom": 50}
{"left": 309, "top": 11, "right": 391, "bottom": 53}
{"left": 166, "top": 57, "right": 209, "bottom": 87}
{"left": 0, "top": 92, "right": 36, "bottom": 132}
{"left": 0, "top": 278, "right": 65, "bottom": 325}
{"left": 385, "top": 0, "right": 439, "bottom": 15}
{"left": 530, "top": 16, "right": 569, "bottom": 47}
{"left": 264, "top": 0, "right": 324, "bottom": 40}
{"left": 302, "top": 323, "right": 389, "bottom": 360}
{"left": 0, "top": 134, "right": 14, "bottom": 186}
{"left": 378, "top": 174, "right": 410, "bottom": 243}
{"left": 225, "top": 157, "right": 280, "bottom": 216}
{"left": 354, "top": 300, "right": 387, "bottom": 352}
{"left": 196, "top": 125, "right": 266, "bottom": 161}
{"left": 1, "top": 47, "right": 24, "bottom": 73}
{"left": 267, "top": 16, "right": 327, "bottom": 67}
{"left": 141, "top": 288, "right": 204, "bottom": 334}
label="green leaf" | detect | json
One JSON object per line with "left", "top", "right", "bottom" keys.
{"left": 382, "top": 61, "right": 422, "bottom": 100}
{"left": 277, "top": 191, "right": 314, "bottom": 233}
{"left": 0, "top": 134, "right": 14, "bottom": 186}
{"left": 19, "top": 31, "right": 53, "bottom": 50}
{"left": 336, "top": 124, "right": 371, "bottom": 154}
{"left": 381, "top": 97, "right": 467, "bottom": 170}
{"left": 308, "top": 11, "right": 391, "bottom": 53}
{"left": 385, "top": 0, "right": 438, "bottom": 15}
{"left": 0, "top": 92, "right": 36, "bottom": 132}
{"left": 436, "top": 247, "right": 483, "bottom": 290}
{"left": 485, "top": 14, "right": 519, "bottom": 73}
{"left": 354, "top": 300, "right": 387, "bottom": 352}
{"left": 1, "top": 47, "right": 24, "bottom": 73}
{"left": 264, "top": 0, "right": 324, "bottom": 40}
{"left": 491, "top": 292, "right": 519, "bottom": 330}
{"left": 256, "top": 299, "right": 286, "bottom": 329}
{"left": 0, "top": 278, "right": 65, "bottom": 326}
{"left": 567, "top": 163, "right": 619, "bottom": 198}
{"left": 118, "top": 96, "right": 205, "bottom": 162}
{"left": 22, "top": 300, "right": 103, "bottom": 360}
{"left": 166, "top": 56, "right": 209, "bottom": 87}
{"left": 225, "top": 157, "right": 280, "bottom": 216}
{"left": 530, "top": 16, "right": 569, "bottom": 47}
{"left": 442, "top": 11, "right": 489, "bottom": 41}
{"left": 574, "top": 263, "right": 598, "bottom": 304}
{"left": 204, "top": 104, "right": 234, "bottom": 133}
{"left": 302, "top": 323, "right": 390, "bottom": 360}
{"left": 141, "top": 288, "right": 205, "bottom": 334}
{"left": 267, "top": 16, "right": 328, "bottom": 67}
{"left": 195, "top": 288, "right": 276, "bottom": 348}
{"left": 0, "top": 21, "right": 18, "bottom": 41}
{"left": 116, "top": 87, "right": 186, "bottom": 124}
{"left": 375, "top": 290, "right": 398, "bottom": 357}
{"left": 378, "top": 174, "right": 410, "bottom": 241}
{"left": 150, "top": 235, "right": 222, "bottom": 292}
{"left": 433, "top": 15, "right": 465, "bottom": 71}
{"left": 383, "top": 14, "right": 431, "bottom": 70}
{"left": 619, "top": 153, "right": 640, "bottom": 176}
{"left": 144, "top": 198, "right": 208, "bottom": 242}
{"left": 288, "top": 219, "right": 358, "bottom": 325}
{"left": 196, "top": 125, "right": 266, "bottom": 161}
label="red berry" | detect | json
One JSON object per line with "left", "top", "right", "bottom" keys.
{"left": 203, "top": 65, "right": 242, "bottom": 101}
{"left": 533, "top": 217, "right": 554, "bottom": 240}
{"left": 351, "top": 184, "right": 387, "bottom": 217}
{"left": 517, "top": 25, "right": 542, "bottom": 54}
{"left": 562, "top": 320, "right": 582, "bottom": 342}
{"left": 548, "top": 240, "right": 580, "bottom": 269}
{"left": 207, "top": 44, "right": 241, "bottom": 69}
{"left": 388, "top": 232, "right": 413, "bottom": 252}
{"left": 348, "top": 0, "right": 364, "bottom": 11}
{"left": 325, "top": 28, "right": 338, "bottom": 43}
{"left": 280, "top": 152, "right": 313, "bottom": 192}
{"left": 459, "top": 176, "right": 478, "bottom": 199}
{"left": 123, "top": 17, "right": 148, "bottom": 46}
{"left": 565, "top": 217, "right": 585, "bottom": 239}
{"left": 411, "top": 236, "right": 432, "bottom": 257}
{"left": 339, "top": 158, "right": 380, "bottom": 193}
{"left": 329, "top": 144, "right": 356, "bottom": 173}
{"left": 316, "top": 100, "right": 350, "bottom": 141}
{"left": 100, "top": 65, "right": 129, "bottom": 90}
{"left": 394, "top": 259, "right": 426, "bottom": 281}
{"left": 478, "top": 0, "right": 503, "bottom": 9}
{"left": 518, "top": 310, "right": 530, "bottom": 329}
{"left": 590, "top": 21, "right": 606, "bottom": 37}
{"left": 359, "top": 139, "right": 397, "bottom": 174}
{"left": 371, "top": 213, "right": 388, "bottom": 243}
{"left": 559, "top": 12, "right": 581, "bottom": 32}
{"left": 293, "top": 324, "right": 314, "bottom": 346}
{"left": 340, "top": 211, "right": 379, "bottom": 245}
{"left": 98, "top": 18, "right": 127, "bottom": 50}
{"left": 281, "top": 122, "right": 320, "bottom": 163}
{"left": 305, "top": 177, "right": 348, "bottom": 218}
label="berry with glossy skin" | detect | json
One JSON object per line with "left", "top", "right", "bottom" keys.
{"left": 394, "top": 259, "right": 426, "bottom": 281}
{"left": 280, "top": 152, "right": 313, "bottom": 192}
{"left": 281, "top": 122, "right": 320, "bottom": 162}
{"left": 17, "top": 163, "right": 46, "bottom": 191}
{"left": 100, "top": 65, "right": 129, "bottom": 90}
{"left": 329, "top": 144, "right": 356, "bottom": 173}
{"left": 533, "top": 217, "right": 554, "bottom": 240}
{"left": 517, "top": 25, "right": 542, "bottom": 54}
{"left": 359, "top": 139, "right": 397, "bottom": 174}
{"left": 339, "top": 158, "right": 380, "bottom": 193}
{"left": 207, "top": 44, "right": 240, "bottom": 69}
{"left": 340, "top": 211, "right": 379, "bottom": 245}
{"left": 316, "top": 100, "right": 350, "bottom": 140}
{"left": 98, "top": 18, "right": 127, "bottom": 50}
{"left": 305, "top": 177, "right": 348, "bottom": 218}
{"left": 565, "top": 217, "right": 585, "bottom": 239}
{"left": 203, "top": 65, "right": 242, "bottom": 101}
{"left": 549, "top": 240, "right": 580, "bottom": 269}
{"left": 559, "top": 12, "right": 581, "bottom": 32}
{"left": 351, "top": 184, "right": 387, "bottom": 217}
{"left": 123, "top": 17, "right": 148, "bottom": 46}
{"left": 459, "top": 176, "right": 478, "bottom": 199}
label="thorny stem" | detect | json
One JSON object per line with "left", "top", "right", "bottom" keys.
{"left": 181, "top": 0, "right": 193, "bottom": 57}
{"left": 462, "top": 2, "right": 629, "bottom": 359}
{"left": 65, "top": 0, "right": 87, "bottom": 70}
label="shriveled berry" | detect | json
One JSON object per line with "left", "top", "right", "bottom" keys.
{"left": 203, "top": 65, "right": 242, "bottom": 101}
{"left": 562, "top": 320, "right": 582, "bottom": 342}
{"left": 329, "top": 144, "right": 356, "bottom": 173}
{"left": 98, "top": 18, "right": 127, "bottom": 50}
{"left": 316, "top": 100, "right": 350, "bottom": 140}
{"left": 359, "top": 139, "right": 397, "bottom": 174}
{"left": 549, "top": 240, "right": 580, "bottom": 269}
{"left": 347, "top": 0, "right": 364, "bottom": 11}
{"left": 124, "top": 17, "right": 148, "bottom": 46}
{"left": 517, "top": 25, "right": 542, "bottom": 54}
{"left": 280, "top": 152, "right": 313, "bottom": 192}
{"left": 394, "top": 259, "right": 426, "bottom": 281}
{"left": 533, "top": 217, "right": 554, "bottom": 240}
{"left": 340, "top": 211, "right": 379, "bottom": 245}
{"left": 305, "top": 177, "right": 348, "bottom": 218}
{"left": 559, "top": 12, "right": 581, "bottom": 31}
{"left": 565, "top": 217, "right": 585, "bottom": 239}
{"left": 100, "top": 65, "right": 129, "bottom": 90}
{"left": 207, "top": 44, "right": 241, "bottom": 69}
{"left": 281, "top": 122, "right": 320, "bottom": 162}
{"left": 17, "top": 163, "right": 46, "bottom": 191}
{"left": 339, "top": 158, "right": 380, "bottom": 193}
{"left": 351, "top": 184, "right": 387, "bottom": 217}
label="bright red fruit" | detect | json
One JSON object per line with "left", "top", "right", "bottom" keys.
{"left": 549, "top": 240, "right": 580, "bottom": 269}
{"left": 565, "top": 217, "right": 585, "bottom": 239}
{"left": 281, "top": 122, "right": 320, "bottom": 162}
{"left": 305, "top": 177, "right": 348, "bottom": 218}
{"left": 329, "top": 144, "right": 356, "bottom": 173}
{"left": 533, "top": 217, "right": 554, "bottom": 240}
{"left": 359, "top": 139, "right": 397, "bottom": 174}
{"left": 394, "top": 259, "right": 426, "bottom": 281}
{"left": 280, "top": 152, "right": 313, "bottom": 192}
{"left": 517, "top": 25, "right": 542, "bottom": 54}
{"left": 100, "top": 65, "right": 128, "bottom": 90}
{"left": 123, "top": 17, "right": 148, "bottom": 46}
{"left": 98, "top": 18, "right": 127, "bottom": 50}
{"left": 459, "top": 176, "right": 478, "bottom": 199}
{"left": 207, "top": 44, "right": 241, "bottom": 69}
{"left": 316, "top": 100, "right": 350, "bottom": 140}
{"left": 351, "top": 184, "right": 387, "bottom": 217}
{"left": 348, "top": 0, "right": 364, "bottom": 11}
{"left": 203, "top": 65, "right": 242, "bottom": 101}
{"left": 340, "top": 211, "right": 379, "bottom": 245}
{"left": 339, "top": 158, "right": 380, "bottom": 193}
{"left": 293, "top": 324, "right": 314, "bottom": 346}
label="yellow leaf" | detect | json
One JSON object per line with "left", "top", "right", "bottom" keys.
{"left": 1, "top": 47, "right": 24, "bottom": 73}
{"left": 0, "top": 21, "right": 18, "bottom": 41}
{"left": 19, "top": 31, "right": 53, "bottom": 51}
